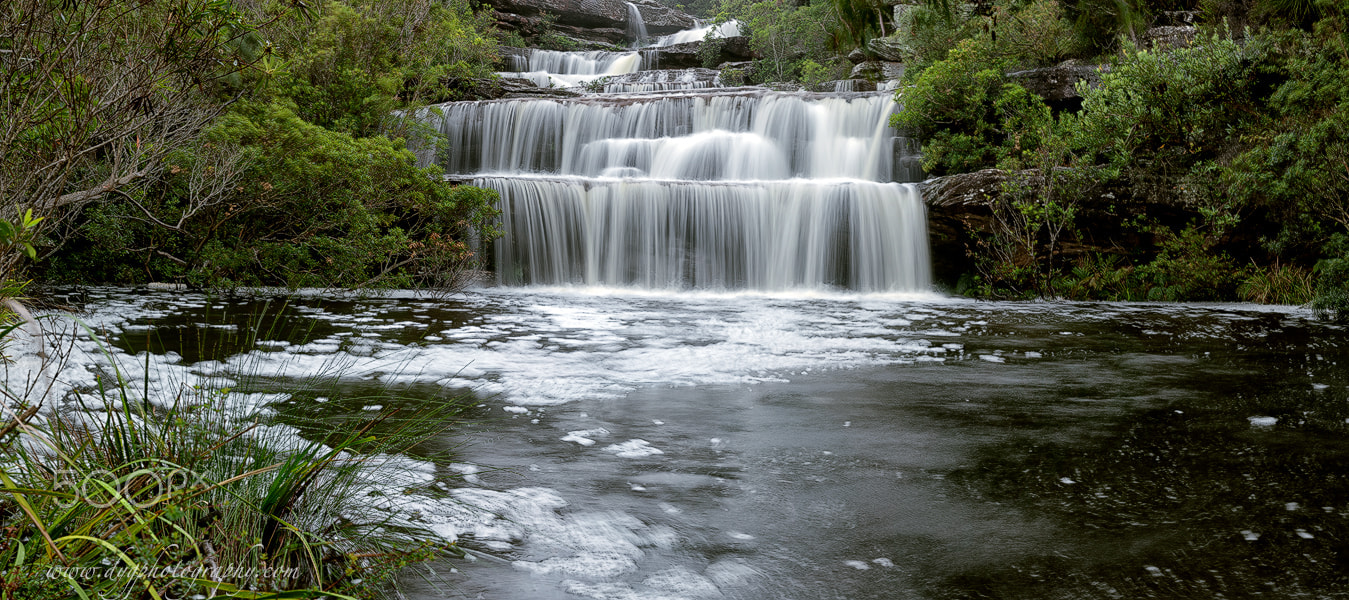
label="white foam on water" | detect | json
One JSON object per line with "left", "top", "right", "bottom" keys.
{"left": 563, "top": 427, "right": 611, "bottom": 446}
{"left": 603, "top": 439, "right": 664, "bottom": 458}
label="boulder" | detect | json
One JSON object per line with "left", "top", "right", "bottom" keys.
{"left": 1006, "top": 60, "right": 1103, "bottom": 111}
{"left": 866, "top": 36, "right": 907, "bottom": 62}
{"left": 847, "top": 48, "right": 868, "bottom": 64}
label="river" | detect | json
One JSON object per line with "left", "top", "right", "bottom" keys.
{"left": 49, "top": 286, "right": 1349, "bottom": 599}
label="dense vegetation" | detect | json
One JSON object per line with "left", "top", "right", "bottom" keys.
{"left": 881, "top": 0, "right": 1349, "bottom": 311}
{"left": 1, "top": 0, "right": 502, "bottom": 291}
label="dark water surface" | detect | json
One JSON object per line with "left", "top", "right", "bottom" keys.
{"left": 72, "top": 287, "right": 1349, "bottom": 599}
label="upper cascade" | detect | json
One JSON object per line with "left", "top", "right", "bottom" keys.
{"left": 496, "top": 19, "right": 748, "bottom": 92}
{"left": 422, "top": 90, "right": 923, "bottom": 184}
{"left": 499, "top": 50, "right": 644, "bottom": 88}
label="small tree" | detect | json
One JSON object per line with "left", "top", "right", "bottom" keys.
{"left": 0, "top": 0, "right": 301, "bottom": 275}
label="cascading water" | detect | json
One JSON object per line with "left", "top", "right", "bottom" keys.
{"left": 439, "top": 22, "right": 930, "bottom": 293}
{"left": 625, "top": 2, "right": 649, "bottom": 47}
{"left": 499, "top": 50, "right": 644, "bottom": 88}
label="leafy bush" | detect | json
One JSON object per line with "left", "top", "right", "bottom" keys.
{"left": 888, "top": 4, "right": 978, "bottom": 74}
{"left": 892, "top": 38, "right": 1061, "bottom": 174}
{"left": 1135, "top": 223, "right": 1245, "bottom": 300}
{"left": 1312, "top": 234, "right": 1349, "bottom": 319}
{"left": 1238, "top": 262, "right": 1315, "bottom": 304}
{"left": 995, "top": 0, "right": 1083, "bottom": 66}
{"left": 45, "top": 103, "right": 499, "bottom": 290}
{"left": 717, "top": 0, "right": 841, "bottom": 83}
{"left": 1072, "top": 30, "right": 1272, "bottom": 201}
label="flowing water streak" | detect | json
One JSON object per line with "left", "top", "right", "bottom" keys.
{"left": 599, "top": 69, "right": 718, "bottom": 93}
{"left": 625, "top": 2, "right": 648, "bottom": 47}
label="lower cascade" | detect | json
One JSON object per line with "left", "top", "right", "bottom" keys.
{"left": 480, "top": 176, "right": 929, "bottom": 290}
{"left": 430, "top": 23, "right": 930, "bottom": 293}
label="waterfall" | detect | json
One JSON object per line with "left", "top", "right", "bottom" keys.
{"left": 436, "top": 21, "right": 930, "bottom": 293}
{"left": 481, "top": 176, "right": 929, "bottom": 291}
{"left": 625, "top": 2, "right": 648, "bottom": 47}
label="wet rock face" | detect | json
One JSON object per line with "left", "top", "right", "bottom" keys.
{"left": 812, "top": 79, "right": 877, "bottom": 93}
{"left": 866, "top": 37, "right": 907, "bottom": 63}
{"left": 850, "top": 61, "right": 904, "bottom": 81}
{"left": 486, "top": 0, "right": 694, "bottom": 37}
{"left": 1143, "top": 25, "right": 1198, "bottom": 49}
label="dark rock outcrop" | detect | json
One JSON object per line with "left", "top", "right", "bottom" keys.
{"left": 486, "top": 0, "right": 694, "bottom": 38}
{"left": 920, "top": 169, "right": 1204, "bottom": 287}
{"left": 442, "top": 76, "right": 585, "bottom": 101}
{"left": 1006, "top": 60, "right": 1103, "bottom": 112}
{"left": 641, "top": 37, "right": 755, "bottom": 70}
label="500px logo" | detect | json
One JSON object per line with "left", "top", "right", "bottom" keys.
{"left": 47, "top": 462, "right": 211, "bottom": 510}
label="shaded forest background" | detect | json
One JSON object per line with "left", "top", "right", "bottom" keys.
{"left": 1, "top": 0, "right": 1347, "bottom": 313}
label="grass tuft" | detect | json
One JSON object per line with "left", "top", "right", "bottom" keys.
{"left": 1, "top": 298, "right": 469, "bottom": 600}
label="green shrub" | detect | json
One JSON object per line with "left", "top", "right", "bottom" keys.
{"left": 1312, "top": 234, "right": 1349, "bottom": 319}
{"left": 1135, "top": 223, "right": 1245, "bottom": 301}
{"left": 45, "top": 102, "right": 499, "bottom": 290}
{"left": 995, "top": 0, "right": 1083, "bottom": 67}
{"left": 893, "top": 37, "right": 1061, "bottom": 174}
{"left": 1072, "top": 29, "right": 1274, "bottom": 201}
